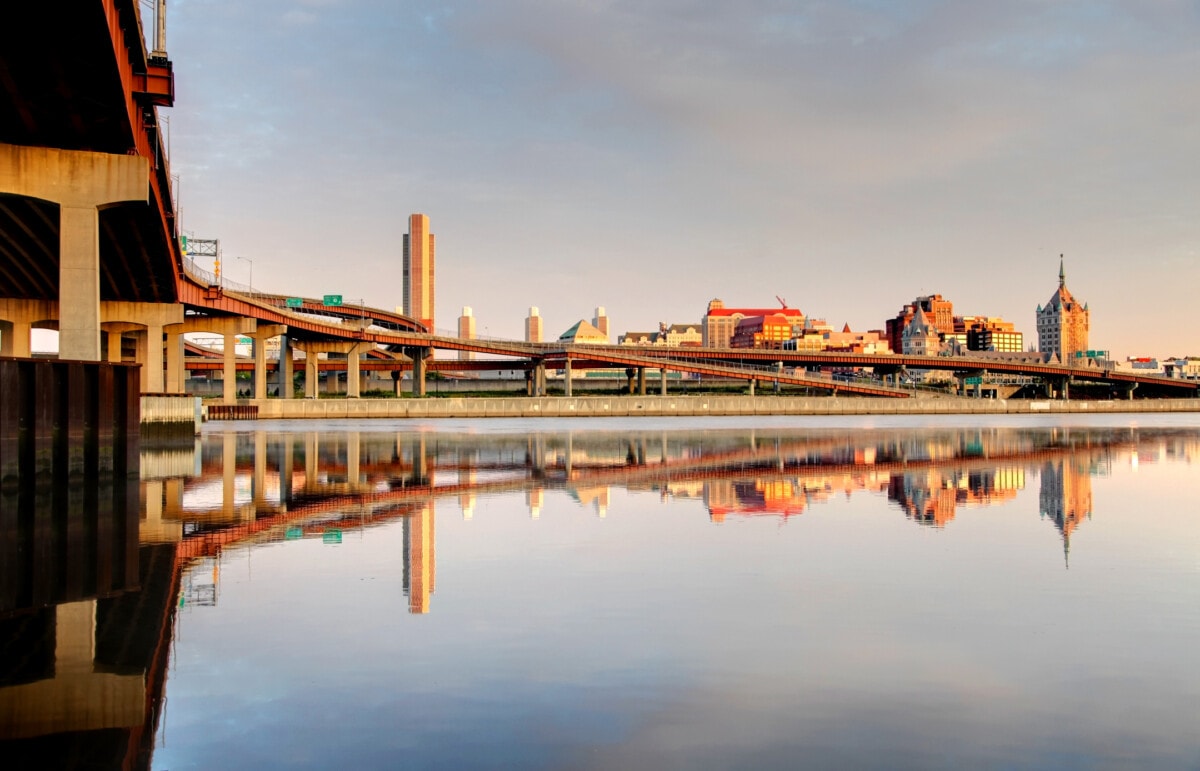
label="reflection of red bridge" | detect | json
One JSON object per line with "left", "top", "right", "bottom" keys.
{"left": 2, "top": 7, "right": 1195, "bottom": 403}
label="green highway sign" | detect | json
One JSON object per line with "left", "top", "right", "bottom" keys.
{"left": 965, "top": 376, "right": 983, "bottom": 385}
{"left": 323, "top": 294, "right": 343, "bottom": 307}
{"left": 285, "top": 297, "right": 303, "bottom": 308}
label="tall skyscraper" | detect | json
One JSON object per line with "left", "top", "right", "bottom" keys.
{"left": 592, "top": 306, "right": 609, "bottom": 341}
{"left": 457, "top": 306, "right": 475, "bottom": 361}
{"left": 402, "top": 213, "right": 435, "bottom": 330}
{"left": 525, "top": 306, "right": 542, "bottom": 343}
{"left": 1037, "top": 256, "right": 1089, "bottom": 361}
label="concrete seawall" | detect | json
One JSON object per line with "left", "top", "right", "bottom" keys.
{"left": 215, "top": 395, "right": 1200, "bottom": 420}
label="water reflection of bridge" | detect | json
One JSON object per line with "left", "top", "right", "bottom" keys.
{"left": 3, "top": 424, "right": 1198, "bottom": 768}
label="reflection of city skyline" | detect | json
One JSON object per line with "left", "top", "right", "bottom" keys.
{"left": 2, "top": 424, "right": 1197, "bottom": 767}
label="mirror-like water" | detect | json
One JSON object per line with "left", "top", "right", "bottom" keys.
{"left": 3, "top": 415, "right": 1199, "bottom": 769}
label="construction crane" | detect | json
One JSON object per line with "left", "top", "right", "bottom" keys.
{"left": 776, "top": 295, "right": 787, "bottom": 309}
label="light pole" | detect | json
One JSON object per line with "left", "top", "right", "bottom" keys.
{"left": 235, "top": 255, "right": 253, "bottom": 294}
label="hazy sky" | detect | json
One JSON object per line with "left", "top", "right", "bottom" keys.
{"left": 165, "top": 1, "right": 1199, "bottom": 357}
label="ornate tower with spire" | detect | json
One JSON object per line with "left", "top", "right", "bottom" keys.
{"left": 1036, "top": 255, "right": 1089, "bottom": 361}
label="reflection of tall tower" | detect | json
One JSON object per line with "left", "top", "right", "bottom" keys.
{"left": 527, "top": 487, "right": 543, "bottom": 519}
{"left": 402, "top": 213, "right": 435, "bottom": 330}
{"left": 402, "top": 503, "right": 436, "bottom": 614}
{"left": 458, "top": 467, "right": 476, "bottom": 519}
{"left": 1039, "top": 457, "right": 1093, "bottom": 563}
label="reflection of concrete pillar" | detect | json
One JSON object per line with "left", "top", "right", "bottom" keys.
{"left": 281, "top": 436, "right": 295, "bottom": 504}
{"left": 223, "top": 431, "right": 237, "bottom": 515}
{"left": 305, "top": 432, "right": 318, "bottom": 489}
{"left": 253, "top": 431, "right": 267, "bottom": 506}
{"left": 410, "top": 435, "right": 429, "bottom": 485}
{"left": 222, "top": 332, "right": 238, "bottom": 402}
{"left": 346, "top": 431, "right": 361, "bottom": 485}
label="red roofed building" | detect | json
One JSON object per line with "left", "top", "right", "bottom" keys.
{"left": 703, "top": 299, "right": 804, "bottom": 348}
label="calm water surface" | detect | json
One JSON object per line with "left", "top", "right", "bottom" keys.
{"left": 3, "top": 414, "right": 1199, "bottom": 770}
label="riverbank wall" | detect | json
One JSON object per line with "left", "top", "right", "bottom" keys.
{"left": 208, "top": 395, "right": 1200, "bottom": 420}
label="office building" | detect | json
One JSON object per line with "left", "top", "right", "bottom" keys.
{"left": 402, "top": 213, "right": 435, "bottom": 330}
{"left": 1036, "top": 257, "right": 1089, "bottom": 361}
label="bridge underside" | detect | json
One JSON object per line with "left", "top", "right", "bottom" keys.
{"left": 0, "top": 194, "right": 178, "bottom": 303}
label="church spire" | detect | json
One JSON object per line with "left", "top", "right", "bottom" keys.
{"left": 1059, "top": 254, "right": 1066, "bottom": 289}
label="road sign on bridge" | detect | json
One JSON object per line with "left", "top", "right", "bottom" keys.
{"left": 286, "top": 297, "right": 303, "bottom": 308}
{"left": 323, "top": 295, "right": 343, "bottom": 307}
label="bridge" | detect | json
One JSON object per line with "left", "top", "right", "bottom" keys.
{"left": 1, "top": 1, "right": 1195, "bottom": 404}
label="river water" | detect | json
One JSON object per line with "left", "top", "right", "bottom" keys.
{"left": 3, "top": 414, "right": 1199, "bottom": 769}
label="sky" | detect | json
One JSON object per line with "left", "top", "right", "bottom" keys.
{"left": 162, "top": 0, "right": 1200, "bottom": 358}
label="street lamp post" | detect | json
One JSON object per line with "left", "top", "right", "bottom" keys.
{"left": 234, "top": 255, "right": 253, "bottom": 293}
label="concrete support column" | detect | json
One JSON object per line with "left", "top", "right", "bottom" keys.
{"left": 222, "top": 332, "right": 238, "bottom": 402}
{"left": 534, "top": 363, "right": 547, "bottom": 396}
{"left": 749, "top": 378, "right": 756, "bottom": 396}
{"left": 637, "top": 367, "right": 646, "bottom": 396}
{"left": 564, "top": 360, "right": 573, "bottom": 397}
{"left": 105, "top": 331, "right": 123, "bottom": 363}
{"left": 279, "top": 335, "right": 294, "bottom": 398}
{"left": 346, "top": 342, "right": 371, "bottom": 398}
{"left": 135, "top": 323, "right": 164, "bottom": 393}
{"left": 165, "top": 326, "right": 184, "bottom": 393}
{"left": 58, "top": 205, "right": 103, "bottom": 360}
{"left": 410, "top": 349, "right": 428, "bottom": 397}
{"left": 305, "top": 351, "right": 319, "bottom": 398}
{"left": 0, "top": 320, "right": 31, "bottom": 358}
{"left": 0, "top": 145, "right": 149, "bottom": 361}
{"left": 660, "top": 367, "right": 668, "bottom": 395}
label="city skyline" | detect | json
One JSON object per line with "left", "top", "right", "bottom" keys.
{"left": 165, "top": 2, "right": 1198, "bottom": 360}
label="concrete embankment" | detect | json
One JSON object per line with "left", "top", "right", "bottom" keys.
{"left": 214, "top": 395, "right": 1200, "bottom": 420}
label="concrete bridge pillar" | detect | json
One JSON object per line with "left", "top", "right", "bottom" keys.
{"left": 165, "top": 324, "right": 185, "bottom": 394}
{"left": 532, "top": 362, "right": 546, "bottom": 397}
{"left": 637, "top": 367, "right": 647, "bottom": 396}
{"left": 345, "top": 341, "right": 372, "bottom": 398}
{"left": 279, "top": 335, "right": 295, "bottom": 398}
{"left": 405, "top": 347, "right": 430, "bottom": 397}
{"left": 0, "top": 144, "right": 149, "bottom": 361}
{"left": 250, "top": 325, "right": 286, "bottom": 399}
{"left": 748, "top": 378, "right": 756, "bottom": 396}
{"left": 304, "top": 351, "right": 319, "bottom": 398}
{"left": 661, "top": 367, "right": 668, "bottom": 395}
{"left": 564, "top": 359, "right": 573, "bottom": 397}
{"left": 0, "top": 319, "right": 31, "bottom": 358}
{"left": 625, "top": 367, "right": 635, "bottom": 394}
{"left": 182, "top": 316, "right": 255, "bottom": 402}
{"left": 104, "top": 331, "right": 123, "bottom": 363}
